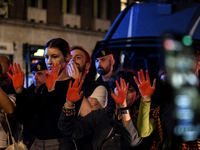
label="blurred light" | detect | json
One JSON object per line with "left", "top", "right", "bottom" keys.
{"left": 182, "top": 131, "right": 198, "bottom": 141}
{"left": 175, "top": 95, "right": 191, "bottom": 108}
{"left": 182, "top": 35, "right": 193, "bottom": 46}
{"left": 164, "top": 39, "right": 175, "bottom": 50}
{"left": 34, "top": 49, "right": 44, "bottom": 56}
{"left": 164, "top": 39, "right": 183, "bottom": 51}
{"left": 166, "top": 56, "right": 175, "bottom": 69}
{"left": 187, "top": 73, "right": 197, "bottom": 85}
{"left": 172, "top": 73, "right": 183, "bottom": 88}
{"left": 120, "top": 54, "right": 125, "bottom": 65}
{"left": 176, "top": 109, "right": 194, "bottom": 120}
{"left": 31, "top": 59, "right": 39, "bottom": 64}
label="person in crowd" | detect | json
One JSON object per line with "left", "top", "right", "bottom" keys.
{"left": 67, "top": 45, "right": 108, "bottom": 150}
{"left": 0, "top": 55, "right": 16, "bottom": 149}
{"left": 94, "top": 47, "right": 115, "bottom": 107}
{"left": 58, "top": 69, "right": 158, "bottom": 150}
{"left": 68, "top": 45, "right": 91, "bottom": 81}
{"left": 8, "top": 38, "right": 91, "bottom": 150}
{"left": 68, "top": 45, "right": 108, "bottom": 111}
{"left": 20, "top": 61, "right": 47, "bottom": 149}
{"left": 28, "top": 61, "right": 47, "bottom": 94}
{"left": 134, "top": 69, "right": 166, "bottom": 150}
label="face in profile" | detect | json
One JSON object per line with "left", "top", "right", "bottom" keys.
{"left": 44, "top": 47, "right": 68, "bottom": 73}
{"left": 32, "top": 70, "right": 46, "bottom": 88}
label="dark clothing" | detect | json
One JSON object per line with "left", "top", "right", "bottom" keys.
{"left": 58, "top": 106, "right": 143, "bottom": 150}
{"left": 27, "top": 83, "right": 36, "bottom": 96}
{"left": 2, "top": 82, "right": 16, "bottom": 95}
{"left": 96, "top": 76, "right": 113, "bottom": 107}
{"left": 76, "top": 74, "right": 104, "bottom": 150}
{"left": 22, "top": 83, "right": 39, "bottom": 149}
{"left": 16, "top": 79, "right": 76, "bottom": 150}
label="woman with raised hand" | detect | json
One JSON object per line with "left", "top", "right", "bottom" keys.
{"left": 59, "top": 70, "right": 144, "bottom": 150}
{"left": 9, "top": 38, "right": 91, "bottom": 150}
{"left": 134, "top": 69, "right": 164, "bottom": 150}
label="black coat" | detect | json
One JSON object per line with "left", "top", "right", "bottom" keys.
{"left": 58, "top": 106, "right": 143, "bottom": 150}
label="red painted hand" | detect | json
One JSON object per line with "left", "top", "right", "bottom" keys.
{"left": 134, "top": 69, "right": 156, "bottom": 97}
{"left": 46, "top": 62, "right": 62, "bottom": 90}
{"left": 67, "top": 78, "right": 83, "bottom": 102}
{"left": 7, "top": 63, "right": 24, "bottom": 89}
{"left": 111, "top": 78, "right": 129, "bottom": 104}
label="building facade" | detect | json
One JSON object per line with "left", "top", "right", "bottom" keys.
{"left": 0, "top": 0, "right": 121, "bottom": 74}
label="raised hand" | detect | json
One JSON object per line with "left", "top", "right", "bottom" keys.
{"left": 67, "top": 62, "right": 80, "bottom": 79}
{"left": 7, "top": 63, "right": 24, "bottom": 89}
{"left": 67, "top": 78, "right": 83, "bottom": 102}
{"left": 111, "top": 78, "right": 129, "bottom": 105}
{"left": 46, "top": 62, "right": 62, "bottom": 91}
{"left": 134, "top": 69, "right": 156, "bottom": 98}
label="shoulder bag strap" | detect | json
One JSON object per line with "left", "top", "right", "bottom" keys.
{"left": 5, "top": 113, "right": 15, "bottom": 145}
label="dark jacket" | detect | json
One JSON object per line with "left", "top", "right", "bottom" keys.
{"left": 58, "top": 106, "right": 143, "bottom": 150}
{"left": 96, "top": 76, "right": 113, "bottom": 107}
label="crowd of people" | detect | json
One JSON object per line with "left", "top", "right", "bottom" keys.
{"left": 0, "top": 37, "right": 200, "bottom": 150}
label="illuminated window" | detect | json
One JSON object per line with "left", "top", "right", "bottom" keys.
{"left": 121, "top": 0, "right": 128, "bottom": 11}
{"left": 62, "top": 0, "right": 71, "bottom": 13}
{"left": 93, "top": 0, "right": 100, "bottom": 18}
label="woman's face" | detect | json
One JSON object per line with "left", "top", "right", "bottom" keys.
{"left": 44, "top": 47, "right": 68, "bottom": 73}
{"left": 114, "top": 85, "right": 137, "bottom": 107}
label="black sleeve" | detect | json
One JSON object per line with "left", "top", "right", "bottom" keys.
{"left": 16, "top": 85, "right": 49, "bottom": 124}
{"left": 58, "top": 108, "right": 102, "bottom": 140}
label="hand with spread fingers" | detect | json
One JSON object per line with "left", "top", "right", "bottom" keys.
{"left": 111, "top": 78, "right": 129, "bottom": 106}
{"left": 7, "top": 63, "right": 24, "bottom": 90}
{"left": 46, "top": 62, "right": 62, "bottom": 91}
{"left": 134, "top": 69, "right": 156, "bottom": 102}
{"left": 67, "top": 62, "right": 80, "bottom": 79}
{"left": 67, "top": 78, "right": 83, "bottom": 102}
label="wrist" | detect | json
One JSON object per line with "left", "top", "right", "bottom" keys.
{"left": 15, "top": 87, "right": 23, "bottom": 93}
{"left": 141, "top": 95, "right": 151, "bottom": 103}
{"left": 63, "top": 102, "right": 75, "bottom": 116}
{"left": 121, "top": 109, "right": 130, "bottom": 114}
{"left": 120, "top": 106, "right": 129, "bottom": 111}
{"left": 48, "top": 87, "right": 55, "bottom": 92}
{"left": 64, "top": 101, "right": 75, "bottom": 109}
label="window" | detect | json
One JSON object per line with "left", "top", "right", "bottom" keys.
{"left": 62, "top": 0, "right": 70, "bottom": 13}
{"left": 93, "top": 0, "right": 100, "bottom": 18}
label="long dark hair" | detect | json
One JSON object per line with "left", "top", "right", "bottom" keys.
{"left": 44, "top": 38, "right": 71, "bottom": 57}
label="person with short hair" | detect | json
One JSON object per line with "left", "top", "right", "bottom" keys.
{"left": 22, "top": 61, "right": 47, "bottom": 149}
{"left": 94, "top": 47, "right": 115, "bottom": 107}
{"left": 68, "top": 45, "right": 92, "bottom": 81}
{"left": 67, "top": 45, "right": 108, "bottom": 150}
{"left": 29, "top": 61, "right": 47, "bottom": 94}
{"left": 68, "top": 45, "right": 108, "bottom": 113}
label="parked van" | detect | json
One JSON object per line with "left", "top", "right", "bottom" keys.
{"left": 89, "top": 1, "right": 200, "bottom": 82}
